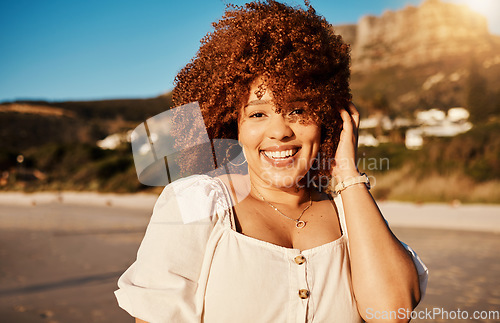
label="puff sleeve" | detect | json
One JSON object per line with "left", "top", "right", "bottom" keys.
{"left": 114, "top": 175, "right": 229, "bottom": 322}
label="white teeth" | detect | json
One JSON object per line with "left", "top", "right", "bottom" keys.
{"left": 263, "top": 149, "right": 297, "bottom": 159}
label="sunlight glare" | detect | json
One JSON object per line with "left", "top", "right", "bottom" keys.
{"left": 462, "top": 0, "right": 495, "bottom": 16}
{"left": 444, "top": 0, "right": 500, "bottom": 34}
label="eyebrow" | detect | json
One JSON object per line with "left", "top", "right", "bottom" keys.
{"left": 244, "top": 99, "right": 273, "bottom": 108}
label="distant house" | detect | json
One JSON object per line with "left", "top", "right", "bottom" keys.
{"left": 415, "top": 108, "right": 446, "bottom": 126}
{"left": 447, "top": 107, "right": 470, "bottom": 122}
{"left": 405, "top": 129, "right": 424, "bottom": 150}
{"left": 97, "top": 131, "right": 132, "bottom": 150}
{"left": 358, "top": 133, "right": 379, "bottom": 147}
{"left": 359, "top": 115, "right": 393, "bottom": 131}
{"left": 405, "top": 107, "right": 472, "bottom": 149}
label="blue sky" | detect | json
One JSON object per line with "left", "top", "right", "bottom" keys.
{"left": 0, "top": 0, "right": 498, "bottom": 102}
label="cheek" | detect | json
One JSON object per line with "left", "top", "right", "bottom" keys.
{"left": 313, "top": 127, "right": 321, "bottom": 145}
{"left": 304, "top": 127, "right": 321, "bottom": 158}
{"left": 298, "top": 125, "right": 321, "bottom": 147}
{"left": 238, "top": 123, "right": 261, "bottom": 148}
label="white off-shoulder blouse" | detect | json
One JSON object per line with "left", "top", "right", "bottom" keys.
{"left": 115, "top": 175, "right": 428, "bottom": 323}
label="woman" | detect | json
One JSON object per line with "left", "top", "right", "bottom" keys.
{"left": 115, "top": 1, "right": 428, "bottom": 322}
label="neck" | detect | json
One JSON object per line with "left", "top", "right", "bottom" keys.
{"left": 249, "top": 174, "right": 311, "bottom": 207}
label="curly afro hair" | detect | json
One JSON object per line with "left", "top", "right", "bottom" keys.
{"left": 172, "top": 0, "right": 351, "bottom": 181}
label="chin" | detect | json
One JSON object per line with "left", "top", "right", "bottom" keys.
{"left": 258, "top": 170, "right": 306, "bottom": 189}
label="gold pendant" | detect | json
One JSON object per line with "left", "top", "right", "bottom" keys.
{"left": 296, "top": 220, "right": 306, "bottom": 229}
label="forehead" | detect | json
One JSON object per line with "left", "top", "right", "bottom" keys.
{"left": 245, "top": 85, "right": 305, "bottom": 106}
{"left": 246, "top": 79, "right": 273, "bottom": 102}
{"left": 243, "top": 77, "right": 308, "bottom": 110}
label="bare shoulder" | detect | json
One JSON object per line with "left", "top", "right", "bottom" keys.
{"left": 216, "top": 173, "right": 247, "bottom": 186}
{"left": 216, "top": 173, "right": 251, "bottom": 204}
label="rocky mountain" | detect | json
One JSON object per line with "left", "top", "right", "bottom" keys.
{"left": 334, "top": 0, "right": 500, "bottom": 115}
{"left": 335, "top": 0, "right": 498, "bottom": 71}
{"left": 3, "top": 0, "right": 499, "bottom": 150}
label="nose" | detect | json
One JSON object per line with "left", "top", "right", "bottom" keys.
{"left": 267, "top": 113, "right": 294, "bottom": 140}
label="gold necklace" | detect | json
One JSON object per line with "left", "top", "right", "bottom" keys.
{"left": 251, "top": 183, "right": 312, "bottom": 229}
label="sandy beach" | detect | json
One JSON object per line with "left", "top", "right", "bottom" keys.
{"left": 0, "top": 192, "right": 499, "bottom": 322}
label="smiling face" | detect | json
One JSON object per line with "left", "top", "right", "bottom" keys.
{"left": 238, "top": 79, "right": 321, "bottom": 189}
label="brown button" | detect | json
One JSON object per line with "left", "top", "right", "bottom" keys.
{"left": 298, "top": 289, "right": 310, "bottom": 299}
{"left": 294, "top": 255, "right": 306, "bottom": 265}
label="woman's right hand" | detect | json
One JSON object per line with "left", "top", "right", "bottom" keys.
{"left": 331, "top": 102, "right": 360, "bottom": 183}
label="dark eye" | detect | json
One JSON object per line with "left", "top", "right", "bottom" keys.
{"left": 249, "top": 112, "right": 265, "bottom": 118}
{"left": 290, "top": 108, "right": 305, "bottom": 115}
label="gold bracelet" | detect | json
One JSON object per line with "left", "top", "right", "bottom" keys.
{"left": 334, "top": 173, "right": 370, "bottom": 194}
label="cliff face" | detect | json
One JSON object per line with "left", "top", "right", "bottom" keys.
{"left": 332, "top": 0, "right": 500, "bottom": 114}
{"left": 335, "top": 0, "right": 498, "bottom": 71}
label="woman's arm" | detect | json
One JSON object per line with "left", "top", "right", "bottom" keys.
{"left": 136, "top": 318, "right": 147, "bottom": 323}
{"left": 332, "top": 104, "right": 421, "bottom": 322}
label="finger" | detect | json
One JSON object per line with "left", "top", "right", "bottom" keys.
{"left": 345, "top": 104, "right": 359, "bottom": 151}
{"left": 347, "top": 102, "right": 360, "bottom": 129}
{"left": 339, "top": 108, "right": 353, "bottom": 133}
{"left": 340, "top": 107, "right": 356, "bottom": 137}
